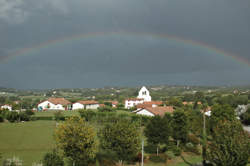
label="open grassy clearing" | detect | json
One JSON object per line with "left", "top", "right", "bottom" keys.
{"left": 0, "top": 121, "right": 56, "bottom": 166}
{"left": 1, "top": 119, "right": 249, "bottom": 166}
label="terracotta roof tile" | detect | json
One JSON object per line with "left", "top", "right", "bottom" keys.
{"left": 47, "top": 98, "right": 71, "bottom": 105}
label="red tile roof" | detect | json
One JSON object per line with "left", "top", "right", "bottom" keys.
{"left": 47, "top": 98, "right": 71, "bottom": 105}
{"left": 136, "top": 101, "right": 163, "bottom": 108}
{"left": 141, "top": 106, "right": 174, "bottom": 116}
{"left": 76, "top": 100, "right": 99, "bottom": 105}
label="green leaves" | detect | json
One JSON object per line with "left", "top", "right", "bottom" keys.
{"left": 54, "top": 116, "right": 98, "bottom": 164}
{"left": 99, "top": 119, "right": 141, "bottom": 162}
{"left": 207, "top": 120, "right": 250, "bottom": 166}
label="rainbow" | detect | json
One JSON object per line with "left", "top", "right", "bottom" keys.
{"left": 1, "top": 31, "right": 250, "bottom": 67}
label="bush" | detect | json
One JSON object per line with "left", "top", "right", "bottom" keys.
{"left": 54, "top": 111, "right": 65, "bottom": 121}
{"left": 42, "top": 150, "right": 64, "bottom": 166}
{"left": 172, "top": 147, "right": 181, "bottom": 156}
{"left": 34, "top": 116, "right": 53, "bottom": 120}
{"left": 0, "top": 114, "right": 4, "bottom": 122}
{"left": 98, "top": 106, "right": 114, "bottom": 112}
{"left": 187, "top": 134, "right": 200, "bottom": 145}
{"left": 79, "top": 109, "right": 96, "bottom": 121}
{"left": 165, "top": 151, "right": 175, "bottom": 160}
{"left": 25, "top": 110, "right": 34, "bottom": 116}
{"left": 240, "top": 108, "right": 250, "bottom": 125}
{"left": 6, "top": 111, "right": 19, "bottom": 122}
{"left": 149, "top": 154, "right": 167, "bottom": 163}
{"left": 184, "top": 143, "right": 200, "bottom": 155}
{"left": 19, "top": 112, "right": 30, "bottom": 121}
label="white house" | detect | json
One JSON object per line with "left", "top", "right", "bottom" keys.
{"left": 72, "top": 100, "right": 99, "bottom": 110}
{"left": 125, "top": 86, "right": 152, "bottom": 109}
{"left": 1, "top": 104, "right": 12, "bottom": 111}
{"left": 137, "top": 86, "right": 152, "bottom": 102}
{"left": 125, "top": 98, "right": 144, "bottom": 109}
{"left": 38, "top": 98, "right": 71, "bottom": 111}
{"left": 133, "top": 106, "right": 174, "bottom": 117}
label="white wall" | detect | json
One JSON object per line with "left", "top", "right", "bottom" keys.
{"left": 125, "top": 100, "right": 144, "bottom": 109}
{"left": 38, "top": 101, "right": 65, "bottom": 110}
{"left": 1, "top": 105, "right": 12, "bottom": 111}
{"left": 135, "top": 109, "right": 154, "bottom": 116}
{"left": 72, "top": 103, "right": 84, "bottom": 110}
{"left": 72, "top": 103, "right": 99, "bottom": 110}
{"left": 86, "top": 104, "right": 99, "bottom": 109}
{"left": 137, "top": 86, "right": 152, "bottom": 102}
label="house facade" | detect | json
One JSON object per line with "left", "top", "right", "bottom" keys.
{"left": 125, "top": 86, "right": 152, "bottom": 109}
{"left": 72, "top": 100, "right": 99, "bottom": 110}
{"left": 0, "top": 104, "right": 12, "bottom": 111}
{"left": 38, "top": 98, "right": 71, "bottom": 111}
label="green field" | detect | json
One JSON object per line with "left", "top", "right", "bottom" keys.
{"left": 0, "top": 117, "right": 248, "bottom": 166}
{"left": 34, "top": 110, "right": 80, "bottom": 117}
{"left": 0, "top": 121, "right": 56, "bottom": 165}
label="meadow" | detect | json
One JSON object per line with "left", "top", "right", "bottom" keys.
{"left": 0, "top": 120, "right": 55, "bottom": 165}
{"left": 1, "top": 111, "right": 247, "bottom": 166}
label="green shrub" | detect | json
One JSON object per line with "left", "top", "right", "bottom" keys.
{"left": 184, "top": 143, "right": 200, "bottom": 155}
{"left": 187, "top": 134, "right": 200, "bottom": 145}
{"left": 25, "top": 110, "right": 35, "bottom": 116}
{"left": 165, "top": 151, "right": 175, "bottom": 160}
{"left": 0, "top": 114, "right": 4, "bottom": 122}
{"left": 172, "top": 147, "right": 181, "bottom": 156}
{"left": 19, "top": 112, "right": 30, "bottom": 121}
{"left": 98, "top": 106, "right": 114, "bottom": 112}
{"left": 42, "top": 150, "right": 64, "bottom": 166}
{"left": 149, "top": 154, "right": 167, "bottom": 163}
{"left": 54, "top": 111, "right": 65, "bottom": 121}
{"left": 35, "top": 116, "right": 53, "bottom": 120}
{"left": 79, "top": 109, "right": 96, "bottom": 121}
{"left": 6, "top": 111, "right": 19, "bottom": 122}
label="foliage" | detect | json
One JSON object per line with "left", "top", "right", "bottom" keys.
{"left": 19, "top": 112, "right": 30, "bottom": 121}
{"left": 0, "top": 114, "right": 4, "bottom": 122}
{"left": 171, "top": 109, "right": 189, "bottom": 145}
{"left": 54, "top": 116, "right": 97, "bottom": 165}
{"left": 240, "top": 107, "right": 250, "bottom": 125}
{"left": 149, "top": 154, "right": 167, "bottom": 163}
{"left": 167, "top": 97, "right": 183, "bottom": 107}
{"left": 207, "top": 120, "right": 250, "bottom": 166}
{"left": 99, "top": 119, "right": 141, "bottom": 162}
{"left": 98, "top": 106, "right": 115, "bottom": 112}
{"left": 25, "top": 110, "right": 34, "bottom": 116}
{"left": 53, "top": 111, "right": 65, "bottom": 121}
{"left": 6, "top": 111, "right": 19, "bottom": 122}
{"left": 144, "top": 115, "right": 171, "bottom": 154}
{"left": 42, "top": 150, "right": 64, "bottom": 166}
{"left": 79, "top": 109, "right": 96, "bottom": 121}
{"left": 210, "top": 104, "right": 236, "bottom": 129}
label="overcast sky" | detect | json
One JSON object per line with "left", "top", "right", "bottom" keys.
{"left": 0, "top": 0, "right": 250, "bottom": 89}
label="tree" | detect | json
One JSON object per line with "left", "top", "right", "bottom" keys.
{"left": 144, "top": 114, "right": 171, "bottom": 155}
{"left": 171, "top": 109, "right": 189, "bottom": 146}
{"left": 210, "top": 104, "right": 236, "bottom": 129}
{"left": 240, "top": 107, "right": 250, "bottom": 125}
{"left": 42, "top": 150, "right": 64, "bottom": 166}
{"left": 99, "top": 119, "right": 141, "bottom": 164}
{"left": 54, "top": 116, "right": 97, "bottom": 165}
{"left": 207, "top": 120, "right": 250, "bottom": 166}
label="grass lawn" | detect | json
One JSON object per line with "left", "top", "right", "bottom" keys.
{"left": 0, "top": 121, "right": 56, "bottom": 166}
{"left": 34, "top": 110, "right": 80, "bottom": 117}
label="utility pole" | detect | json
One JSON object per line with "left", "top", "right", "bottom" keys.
{"left": 202, "top": 106, "right": 207, "bottom": 166}
{"left": 141, "top": 139, "right": 144, "bottom": 166}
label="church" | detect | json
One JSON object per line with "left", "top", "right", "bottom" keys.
{"left": 125, "top": 86, "right": 152, "bottom": 109}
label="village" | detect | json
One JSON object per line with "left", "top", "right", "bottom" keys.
{"left": 0, "top": 85, "right": 250, "bottom": 166}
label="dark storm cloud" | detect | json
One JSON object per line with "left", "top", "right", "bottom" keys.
{"left": 0, "top": 0, "right": 249, "bottom": 89}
